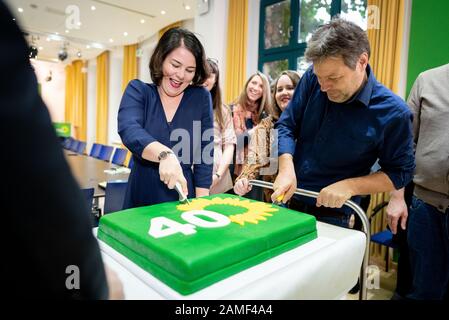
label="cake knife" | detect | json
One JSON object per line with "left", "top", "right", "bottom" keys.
{"left": 175, "top": 182, "right": 191, "bottom": 204}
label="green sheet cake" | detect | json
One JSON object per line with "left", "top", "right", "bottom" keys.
{"left": 98, "top": 194, "right": 317, "bottom": 295}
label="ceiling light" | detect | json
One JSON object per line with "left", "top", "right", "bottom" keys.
{"left": 18, "top": 8, "right": 23, "bottom": 13}
{"left": 46, "top": 37, "right": 51, "bottom": 41}
{"left": 86, "top": 45, "right": 90, "bottom": 49}
{"left": 77, "top": 22, "right": 82, "bottom": 26}
{"left": 58, "top": 47, "right": 68, "bottom": 61}
{"left": 161, "top": 10, "right": 166, "bottom": 15}
{"left": 91, "top": 6, "right": 96, "bottom": 11}
{"left": 55, "top": 32, "right": 59, "bottom": 35}
{"left": 140, "top": 19, "right": 145, "bottom": 24}
{"left": 109, "top": 38, "right": 114, "bottom": 43}
{"left": 39, "top": 46, "right": 43, "bottom": 50}
{"left": 77, "top": 51, "right": 82, "bottom": 58}
{"left": 29, "top": 46, "right": 38, "bottom": 59}
{"left": 185, "top": 5, "right": 191, "bottom": 10}
{"left": 65, "top": 30, "right": 69, "bottom": 33}
{"left": 12, "top": 18, "right": 16, "bottom": 21}
{"left": 123, "top": 32, "right": 128, "bottom": 36}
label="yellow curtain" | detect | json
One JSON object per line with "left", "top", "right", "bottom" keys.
{"left": 64, "top": 64, "right": 74, "bottom": 128}
{"left": 224, "top": 0, "right": 248, "bottom": 104}
{"left": 122, "top": 44, "right": 138, "bottom": 92}
{"left": 158, "top": 21, "right": 183, "bottom": 39}
{"left": 65, "top": 60, "right": 87, "bottom": 140}
{"left": 367, "top": 0, "right": 404, "bottom": 94}
{"left": 366, "top": 0, "right": 405, "bottom": 264}
{"left": 96, "top": 51, "right": 109, "bottom": 144}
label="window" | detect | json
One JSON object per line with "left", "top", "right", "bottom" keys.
{"left": 259, "top": 0, "right": 367, "bottom": 81}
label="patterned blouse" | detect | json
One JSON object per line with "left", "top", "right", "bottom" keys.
{"left": 236, "top": 115, "right": 278, "bottom": 202}
{"left": 232, "top": 103, "right": 261, "bottom": 177}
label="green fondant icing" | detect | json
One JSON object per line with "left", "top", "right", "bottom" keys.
{"left": 98, "top": 194, "right": 317, "bottom": 295}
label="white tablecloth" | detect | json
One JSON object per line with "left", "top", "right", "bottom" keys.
{"left": 96, "top": 221, "right": 366, "bottom": 300}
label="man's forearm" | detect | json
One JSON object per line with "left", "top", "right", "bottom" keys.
{"left": 278, "top": 153, "right": 294, "bottom": 174}
{"left": 390, "top": 187, "right": 405, "bottom": 199}
{"left": 343, "top": 171, "right": 396, "bottom": 196}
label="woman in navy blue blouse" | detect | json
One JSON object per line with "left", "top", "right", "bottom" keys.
{"left": 118, "top": 28, "right": 213, "bottom": 209}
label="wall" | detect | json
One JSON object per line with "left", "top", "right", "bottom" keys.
{"left": 194, "top": 0, "right": 229, "bottom": 89}
{"left": 108, "top": 47, "right": 124, "bottom": 146}
{"left": 31, "top": 59, "right": 65, "bottom": 122}
{"left": 247, "top": 0, "right": 260, "bottom": 78}
{"left": 397, "top": 0, "right": 412, "bottom": 100}
{"left": 406, "top": 0, "right": 449, "bottom": 96}
{"left": 138, "top": 34, "right": 158, "bottom": 84}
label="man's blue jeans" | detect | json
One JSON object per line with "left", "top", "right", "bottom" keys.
{"left": 407, "top": 196, "right": 449, "bottom": 300}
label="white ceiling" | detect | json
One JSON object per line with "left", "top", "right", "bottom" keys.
{"left": 5, "top": 0, "right": 197, "bottom": 63}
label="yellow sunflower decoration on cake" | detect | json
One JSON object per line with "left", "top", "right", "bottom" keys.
{"left": 177, "top": 197, "right": 279, "bottom": 226}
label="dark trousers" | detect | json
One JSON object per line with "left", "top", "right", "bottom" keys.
{"left": 393, "top": 182, "right": 414, "bottom": 299}
{"left": 407, "top": 196, "right": 449, "bottom": 300}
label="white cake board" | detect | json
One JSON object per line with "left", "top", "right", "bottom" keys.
{"left": 95, "top": 221, "right": 365, "bottom": 300}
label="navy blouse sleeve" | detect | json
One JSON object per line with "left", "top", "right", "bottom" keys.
{"left": 118, "top": 79, "right": 157, "bottom": 157}
{"left": 193, "top": 90, "right": 214, "bottom": 189}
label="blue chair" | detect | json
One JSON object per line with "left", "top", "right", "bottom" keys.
{"left": 369, "top": 201, "right": 398, "bottom": 272}
{"left": 89, "top": 143, "right": 102, "bottom": 158}
{"left": 98, "top": 145, "right": 114, "bottom": 162}
{"left": 70, "top": 140, "right": 80, "bottom": 152}
{"left": 104, "top": 181, "right": 128, "bottom": 214}
{"left": 61, "top": 137, "right": 72, "bottom": 149}
{"left": 111, "top": 148, "right": 128, "bottom": 166}
{"left": 76, "top": 141, "right": 86, "bottom": 154}
{"left": 128, "top": 156, "right": 134, "bottom": 169}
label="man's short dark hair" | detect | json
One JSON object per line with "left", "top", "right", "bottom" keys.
{"left": 304, "top": 18, "right": 370, "bottom": 69}
{"left": 149, "top": 28, "right": 208, "bottom": 85}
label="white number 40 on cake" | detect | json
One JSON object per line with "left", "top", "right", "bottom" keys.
{"left": 148, "top": 210, "right": 231, "bottom": 239}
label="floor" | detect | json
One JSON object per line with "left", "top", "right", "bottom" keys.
{"left": 344, "top": 254, "right": 398, "bottom": 300}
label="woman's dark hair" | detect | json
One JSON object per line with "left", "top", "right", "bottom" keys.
{"left": 149, "top": 27, "right": 208, "bottom": 85}
{"left": 270, "top": 70, "right": 300, "bottom": 120}
{"left": 206, "top": 59, "right": 226, "bottom": 130}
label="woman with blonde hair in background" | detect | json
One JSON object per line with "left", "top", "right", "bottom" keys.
{"left": 203, "top": 59, "right": 236, "bottom": 194}
{"left": 231, "top": 72, "right": 271, "bottom": 180}
{"left": 234, "top": 70, "right": 300, "bottom": 202}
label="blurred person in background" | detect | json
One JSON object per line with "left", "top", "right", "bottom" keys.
{"left": 0, "top": 1, "right": 122, "bottom": 299}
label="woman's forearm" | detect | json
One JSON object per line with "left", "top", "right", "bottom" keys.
{"left": 195, "top": 187, "right": 209, "bottom": 197}
{"left": 216, "top": 144, "right": 235, "bottom": 176}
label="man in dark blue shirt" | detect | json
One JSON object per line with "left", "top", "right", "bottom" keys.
{"left": 272, "top": 19, "right": 415, "bottom": 227}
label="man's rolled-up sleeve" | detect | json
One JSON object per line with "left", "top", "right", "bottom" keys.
{"left": 378, "top": 110, "right": 416, "bottom": 189}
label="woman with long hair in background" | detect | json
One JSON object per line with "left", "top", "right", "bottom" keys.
{"left": 234, "top": 70, "right": 300, "bottom": 202}
{"left": 203, "top": 59, "right": 236, "bottom": 194}
{"left": 231, "top": 72, "right": 271, "bottom": 179}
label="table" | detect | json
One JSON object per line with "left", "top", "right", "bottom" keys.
{"left": 96, "top": 222, "right": 366, "bottom": 300}
{"left": 64, "top": 151, "right": 129, "bottom": 198}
